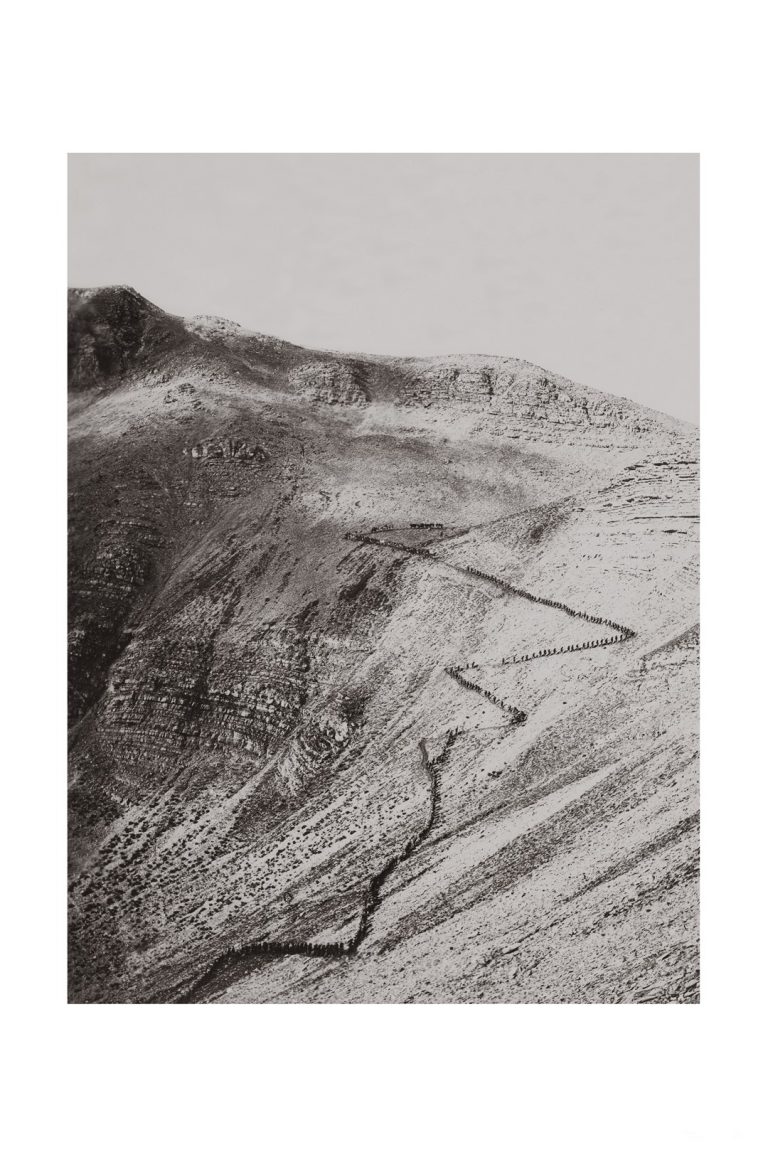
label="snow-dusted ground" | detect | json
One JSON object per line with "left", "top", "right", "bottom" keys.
{"left": 68, "top": 288, "right": 698, "bottom": 1003}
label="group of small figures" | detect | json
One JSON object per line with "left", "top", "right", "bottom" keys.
{"left": 347, "top": 523, "right": 637, "bottom": 648}
{"left": 427, "top": 726, "right": 463, "bottom": 766}
{"left": 460, "top": 564, "right": 636, "bottom": 639}
{"left": 344, "top": 531, "right": 433, "bottom": 558}
{"left": 444, "top": 666, "right": 527, "bottom": 725}
{"left": 226, "top": 938, "right": 351, "bottom": 959}
{"left": 500, "top": 633, "right": 628, "bottom": 664}
{"left": 367, "top": 522, "right": 445, "bottom": 534}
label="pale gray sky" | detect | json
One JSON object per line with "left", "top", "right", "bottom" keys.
{"left": 68, "top": 154, "right": 699, "bottom": 422}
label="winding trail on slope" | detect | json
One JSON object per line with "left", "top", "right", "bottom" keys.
{"left": 347, "top": 526, "right": 636, "bottom": 721}
{"left": 175, "top": 731, "right": 457, "bottom": 1002}
{"left": 174, "top": 523, "right": 637, "bottom": 1003}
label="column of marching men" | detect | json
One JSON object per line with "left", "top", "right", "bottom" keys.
{"left": 349, "top": 735, "right": 447, "bottom": 948}
{"left": 344, "top": 525, "right": 636, "bottom": 725}
{"left": 444, "top": 665, "right": 527, "bottom": 724}
{"left": 345, "top": 528, "right": 635, "bottom": 646}
{"left": 191, "top": 524, "right": 640, "bottom": 993}
{"left": 196, "top": 724, "right": 463, "bottom": 979}
{"left": 458, "top": 561, "right": 635, "bottom": 639}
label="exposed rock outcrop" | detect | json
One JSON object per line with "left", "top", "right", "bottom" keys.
{"left": 68, "top": 286, "right": 191, "bottom": 391}
{"left": 396, "top": 356, "right": 677, "bottom": 434}
{"left": 288, "top": 360, "right": 369, "bottom": 406}
{"left": 185, "top": 437, "right": 266, "bottom": 462}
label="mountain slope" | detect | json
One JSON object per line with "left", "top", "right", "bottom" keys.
{"left": 67, "top": 287, "right": 699, "bottom": 1003}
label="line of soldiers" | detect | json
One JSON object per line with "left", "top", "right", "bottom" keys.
{"left": 187, "top": 729, "right": 465, "bottom": 991}
{"left": 445, "top": 666, "right": 527, "bottom": 724}
{"left": 345, "top": 531, "right": 432, "bottom": 559}
{"left": 347, "top": 523, "right": 636, "bottom": 643}
{"left": 348, "top": 729, "right": 462, "bottom": 950}
{"left": 351, "top": 755, "right": 443, "bottom": 948}
{"left": 226, "top": 938, "right": 351, "bottom": 959}
{"left": 458, "top": 562, "right": 636, "bottom": 639}
{"left": 354, "top": 528, "right": 637, "bottom": 640}
{"left": 499, "top": 633, "right": 627, "bottom": 664}
{"left": 366, "top": 521, "right": 445, "bottom": 534}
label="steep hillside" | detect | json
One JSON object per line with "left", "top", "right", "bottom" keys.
{"left": 68, "top": 287, "right": 699, "bottom": 1003}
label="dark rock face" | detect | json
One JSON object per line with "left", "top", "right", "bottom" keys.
{"left": 68, "top": 286, "right": 191, "bottom": 391}
{"left": 68, "top": 288, "right": 698, "bottom": 1004}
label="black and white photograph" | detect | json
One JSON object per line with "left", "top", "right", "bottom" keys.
{"left": 7, "top": 4, "right": 766, "bottom": 1146}
{"left": 67, "top": 153, "right": 699, "bottom": 1005}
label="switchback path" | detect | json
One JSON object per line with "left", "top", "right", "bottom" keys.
{"left": 173, "top": 521, "right": 637, "bottom": 1002}
{"left": 346, "top": 525, "right": 636, "bottom": 721}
